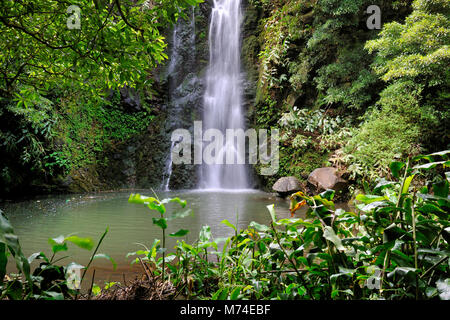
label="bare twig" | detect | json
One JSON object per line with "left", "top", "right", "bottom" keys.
{"left": 138, "top": 257, "right": 153, "bottom": 283}
{"left": 88, "top": 269, "right": 96, "bottom": 300}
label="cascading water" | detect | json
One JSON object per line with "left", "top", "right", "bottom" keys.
{"left": 201, "top": 0, "right": 249, "bottom": 190}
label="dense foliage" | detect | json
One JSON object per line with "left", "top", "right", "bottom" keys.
{"left": 0, "top": 0, "right": 202, "bottom": 196}
{"left": 125, "top": 152, "right": 449, "bottom": 300}
{"left": 0, "top": 0, "right": 448, "bottom": 301}
{"left": 1, "top": 152, "right": 449, "bottom": 300}
{"left": 0, "top": 0, "right": 201, "bottom": 98}
{"left": 0, "top": 212, "right": 113, "bottom": 300}
{"left": 250, "top": 0, "right": 449, "bottom": 186}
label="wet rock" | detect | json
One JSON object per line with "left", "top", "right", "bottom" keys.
{"left": 68, "top": 167, "right": 102, "bottom": 193}
{"left": 120, "top": 86, "right": 141, "bottom": 112}
{"left": 272, "top": 176, "right": 303, "bottom": 197}
{"left": 59, "top": 175, "right": 72, "bottom": 187}
{"left": 307, "top": 167, "right": 348, "bottom": 193}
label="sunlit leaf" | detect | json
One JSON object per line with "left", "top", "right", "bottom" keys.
{"left": 160, "top": 197, "right": 187, "bottom": 208}
{"left": 221, "top": 219, "right": 237, "bottom": 232}
{"left": 356, "top": 194, "right": 387, "bottom": 204}
{"left": 65, "top": 236, "right": 94, "bottom": 250}
{"left": 402, "top": 175, "right": 415, "bottom": 194}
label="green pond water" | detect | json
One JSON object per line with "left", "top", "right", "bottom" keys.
{"left": 1, "top": 190, "right": 292, "bottom": 288}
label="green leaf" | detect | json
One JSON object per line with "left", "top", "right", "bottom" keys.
{"left": 93, "top": 253, "right": 117, "bottom": 270}
{"left": 91, "top": 284, "right": 101, "bottom": 296}
{"left": 0, "top": 212, "right": 32, "bottom": 287}
{"left": 412, "top": 155, "right": 434, "bottom": 162}
{"left": 319, "top": 189, "right": 335, "bottom": 201}
{"left": 160, "top": 197, "right": 187, "bottom": 208}
{"left": 144, "top": 239, "right": 161, "bottom": 260}
{"left": 0, "top": 211, "right": 14, "bottom": 234}
{"left": 429, "top": 150, "right": 450, "bottom": 157}
{"left": 230, "top": 287, "right": 241, "bottom": 300}
{"left": 374, "top": 178, "right": 397, "bottom": 192}
{"left": 387, "top": 267, "right": 418, "bottom": 279}
{"left": 360, "top": 201, "right": 388, "bottom": 212}
{"left": 49, "top": 241, "right": 68, "bottom": 255}
{"left": 129, "top": 194, "right": 166, "bottom": 214}
{"left": 65, "top": 236, "right": 94, "bottom": 250}
{"left": 323, "top": 226, "right": 345, "bottom": 251}
{"left": 355, "top": 194, "right": 387, "bottom": 204}
{"left": 148, "top": 201, "right": 166, "bottom": 215}
{"left": 169, "top": 229, "right": 190, "bottom": 237}
{"left": 390, "top": 161, "right": 405, "bottom": 179}
{"left": 237, "top": 238, "right": 251, "bottom": 248}
{"left": 249, "top": 221, "right": 270, "bottom": 232}
{"left": 218, "top": 287, "right": 229, "bottom": 300}
{"left": 433, "top": 180, "right": 449, "bottom": 198}
{"left": 221, "top": 219, "right": 237, "bottom": 232}
{"left": 152, "top": 218, "right": 167, "bottom": 230}
{"left": 211, "top": 288, "right": 223, "bottom": 300}
{"left": 267, "top": 204, "right": 277, "bottom": 223}
{"left": 384, "top": 223, "right": 410, "bottom": 242}
{"left": 27, "top": 252, "right": 49, "bottom": 264}
{"left": 413, "top": 161, "right": 447, "bottom": 170}
{"left": 128, "top": 194, "right": 159, "bottom": 205}
{"left": 402, "top": 175, "right": 415, "bottom": 194}
{"left": 330, "top": 267, "right": 355, "bottom": 282}
{"left": 391, "top": 250, "right": 413, "bottom": 266}
{"left": 417, "top": 203, "right": 447, "bottom": 218}
{"left": 417, "top": 249, "right": 450, "bottom": 257}
{"left": 417, "top": 193, "right": 450, "bottom": 203}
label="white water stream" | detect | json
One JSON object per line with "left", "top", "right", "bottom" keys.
{"left": 201, "top": 0, "right": 249, "bottom": 189}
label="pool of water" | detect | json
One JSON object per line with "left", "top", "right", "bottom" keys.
{"left": 1, "top": 189, "right": 292, "bottom": 288}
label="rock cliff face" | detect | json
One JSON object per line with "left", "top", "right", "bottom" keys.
{"left": 88, "top": 1, "right": 261, "bottom": 191}
{"left": 94, "top": 1, "right": 262, "bottom": 191}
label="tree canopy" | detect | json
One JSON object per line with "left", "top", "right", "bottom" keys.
{"left": 365, "top": 0, "right": 449, "bottom": 86}
{"left": 0, "top": 0, "right": 202, "bottom": 102}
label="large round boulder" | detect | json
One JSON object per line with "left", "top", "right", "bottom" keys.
{"left": 307, "top": 167, "right": 347, "bottom": 193}
{"left": 272, "top": 176, "right": 303, "bottom": 197}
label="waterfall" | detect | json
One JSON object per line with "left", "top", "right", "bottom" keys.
{"left": 201, "top": 0, "right": 249, "bottom": 190}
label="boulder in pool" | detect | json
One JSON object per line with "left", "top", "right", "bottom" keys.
{"left": 307, "top": 167, "right": 347, "bottom": 193}
{"left": 272, "top": 176, "right": 303, "bottom": 197}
